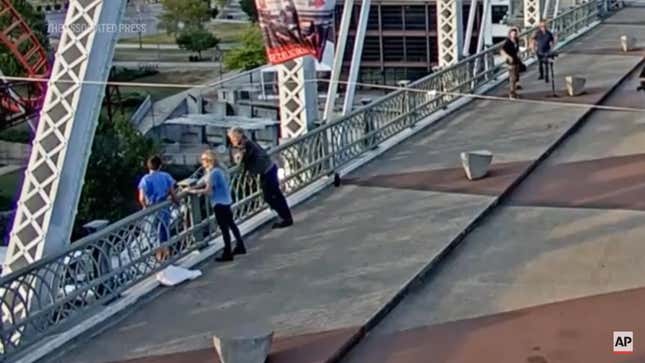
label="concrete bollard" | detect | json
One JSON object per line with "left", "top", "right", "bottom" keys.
{"left": 213, "top": 324, "right": 274, "bottom": 363}
{"left": 461, "top": 150, "right": 493, "bottom": 181}
{"left": 565, "top": 76, "right": 586, "bottom": 96}
{"left": 620, "top": 35, "right": 636, "bottom": 52}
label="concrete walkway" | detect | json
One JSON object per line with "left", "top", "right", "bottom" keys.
{"left": 50, "top": 10, "right": 644, "bottom": 363}
{"left": 343, "top": 8, "right": 645, "bottom": 363}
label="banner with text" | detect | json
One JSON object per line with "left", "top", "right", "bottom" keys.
{"left": 255, "top": 0, "right": 336, "bottom": 64}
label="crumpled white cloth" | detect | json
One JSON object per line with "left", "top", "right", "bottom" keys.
{"left": 156, "top": 264, "right": 202, "bottom": 286}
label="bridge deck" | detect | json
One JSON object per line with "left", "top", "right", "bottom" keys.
{"left": 344, "top": 9, "right": 645, "bottom": 363}
{"left": 52, "top": 9, "right": 645, "bottom": 363}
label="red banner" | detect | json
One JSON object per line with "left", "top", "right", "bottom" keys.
{"left": 255, "top": 0, "right": 336, "bottom": 64}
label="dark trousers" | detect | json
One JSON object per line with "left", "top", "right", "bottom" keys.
{"left": 538, "top": 54, "right": 549, "bottom": 81}
{"left": 260, "top": 165, "right": 293, "bottom": 223}
{"left": 213, "top": 204, "right": 243, "bottom": 252}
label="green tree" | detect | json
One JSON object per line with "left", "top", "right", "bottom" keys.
{"left": 239, "top": 0, "right": 258, "bottom": 22}
{"left": 159, "top": 0, "right": 211, "bottom": 39}
{"left": 176, "top": 29, "right": 220, "bottom": 58}
{"left": 224, "top": 25, "right": 266, "bottom": 70}
{"left": 0, "top": 0, "right": 50, "bottom": 77}
{"left": 74, "top": 114, "right": 160, "bottom": 236}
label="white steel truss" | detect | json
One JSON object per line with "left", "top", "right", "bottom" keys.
{"left": 5, "top": 0, "right": 127, "bottom": 274}
{"left": 342, "top": 0, "right": 371, "bottom": 114}
{"left": 463, "top": 0, "right": 479, "bottom": 56}
{"left": 543, "top": 0, "right": 561, "bottom": 20}
{"left": 277, "top": 57, "right": 317, "bottom": 140}
{"left": 524, "top": 0, "right": 541, "bottom": 27}
{"left": 323, "top": 0, "right": 354, "bottom": 121}
{"left": 437, "top": 0, "right": 464, "bottom": 67}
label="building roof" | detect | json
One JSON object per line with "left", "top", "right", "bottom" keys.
{"left": 163, "top": 114, "right": 278, "bottom": 129}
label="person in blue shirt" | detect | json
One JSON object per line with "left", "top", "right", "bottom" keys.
{"left": 189, "top": 150, "right": 246, "bottom": 262}
{"left": 138, "top": 155, "right": 178, "bottom": 262}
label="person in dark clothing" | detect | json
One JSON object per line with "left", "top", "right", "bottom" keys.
{"left": 532, "top": 20, "right": 556, "bottom": 82}
{"left": 228, "top": 127, "right": 294, "bottom": 229}
{"left": 501, "top": 27, "right": 522, "bottom": 99}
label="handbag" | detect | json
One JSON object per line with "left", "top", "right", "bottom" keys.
{"left": 519, "top": 61, "right": 527, "bottom": 73}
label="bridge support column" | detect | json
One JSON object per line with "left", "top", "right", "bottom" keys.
{"left": 277, "top": 57, "right": 317, "bottom": 139}
{"left": 524, "top": 0, "right": 541, "bottom": 28}
{"left": 437, "top": 0, "right": 464, "bottom": 67}
{"left": 5, "top": 0, "right": 127, "bottom": 273}
{"left": 276, "top": 57, "right": 318, "bottom": 190}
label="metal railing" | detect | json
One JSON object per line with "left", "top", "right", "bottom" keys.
{"left": 0, "top": 1, "right": 601, "bottom": 359}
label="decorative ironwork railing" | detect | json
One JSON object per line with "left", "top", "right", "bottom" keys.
{"left": 0, "top": 1, "right": 601, "bottom": 359}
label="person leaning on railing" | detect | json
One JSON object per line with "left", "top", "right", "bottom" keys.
{"left": 187, "top": 150, "right": 247, "bottom": 262}
{"left": 501, "top": 27, "right": 525, "bottom": 99}
{"left": 227, "top": 127, "right": 294, "bottom": 229}
{"left": 137, "top": 155, "right": 179, "bottom": 262}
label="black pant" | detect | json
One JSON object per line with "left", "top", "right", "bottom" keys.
{"left": 538, "top": 54, "right": 549, "bottom": 81}
{"left": 260, "top": 165, "right": 293, "bottom": 223}
{"left": 213, "top": 204, "right": 243, "bottom": 253}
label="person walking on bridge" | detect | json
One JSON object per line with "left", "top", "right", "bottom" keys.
{"left": 501, "top": 27, "right": 523, "bottom": 99}
{"left": 189, "top": 150, "right": 246, "bottom": 262}
{"left": 227, "top": 127, "right": 294, "bottom": 229}
{"left": 532, "top": 20, "right": 556, "bottom": 83}
{"left": 138, "top": 155, "right": 178, "bottom": 262}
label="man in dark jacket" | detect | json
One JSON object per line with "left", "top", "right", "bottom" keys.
{"left": 501, "top": 27, "right": 522, "bottom": 99}
{"left": 532, "top": 20, "right": 556, "bottom": 82}
{"left": 228, "top": 127, "right": 293, "bottom": 229}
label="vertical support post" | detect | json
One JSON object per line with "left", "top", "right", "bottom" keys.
{"left": 543, "top": 0, "right": 552, "bottom": 20}
{"left": 483, "top": 0, "right": 492, "bottom": 46}
{"left": 277, "top": 57, "right": 317, "bottom": 140}
{"left": 476, "top": 0, "right": 491, "bottom": 52}
{"left": 277, "top": 57, "right": 317, "bottom": 190}
{"left": 343, "top": 0, "right": 371, "bottom": 114}
{"left": 599, "top": 0, "right": 608, "bottom": 16}
{"left": 5, "top": 0, "right": 127, "bottom": 274}
{"left": 473, "top": 0, "right": 491, "bottom": 85}
{"left": 524, "top": 0, "right": 541, "bottom": 28}
{"left": 437, "top": 0, "right": 464, "bottom": 67}
{"left": 323, "top": 0, "right": 354, "bottom": 121}
{"left": 463, "top": 0, "right": 478, "bottom": 56}
{"left": 554, "top": 0, "right": 561, "bottom": 18}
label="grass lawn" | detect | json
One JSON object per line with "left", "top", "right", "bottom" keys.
{"left": 120, "top": 32, "right": 175, "bottom": 45}
{"left": 0, "top": 170, "right": 22, "bottom": 211}
{"left": 119, "top": 22, "right": 251, "bottom": 45}
{"left": 207, "top": 22, "right": 252, "bottom": 44}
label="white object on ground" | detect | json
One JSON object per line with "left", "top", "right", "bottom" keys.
{"left": 156, "top": 265, "right": 202, "bottom": 286}
{"left": 620, "top": 35, "right": 636, "bottom": 52}
{"left": 213, "top": 323, "right": 274, "bottom": 363}
{"left": 460, "top": 150, "right": 493, "bottom": 180}
{"left": 565, "top": 76, "right": 586, "bottom": 96}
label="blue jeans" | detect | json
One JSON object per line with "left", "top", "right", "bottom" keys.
{"left": 156, "top": 208, "right": 171, "bottom": 244}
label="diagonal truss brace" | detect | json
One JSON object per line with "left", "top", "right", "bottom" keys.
{"left": 5, "top": 0, "right": 127, "bottom": 274}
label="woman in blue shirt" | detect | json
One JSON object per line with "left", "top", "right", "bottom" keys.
{"left": 189, "top": 150, "right": 246, "bottom": 262}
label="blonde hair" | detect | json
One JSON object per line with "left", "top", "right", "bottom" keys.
{"left": 201, "top": 149, "right": 219, "bottom": 168}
